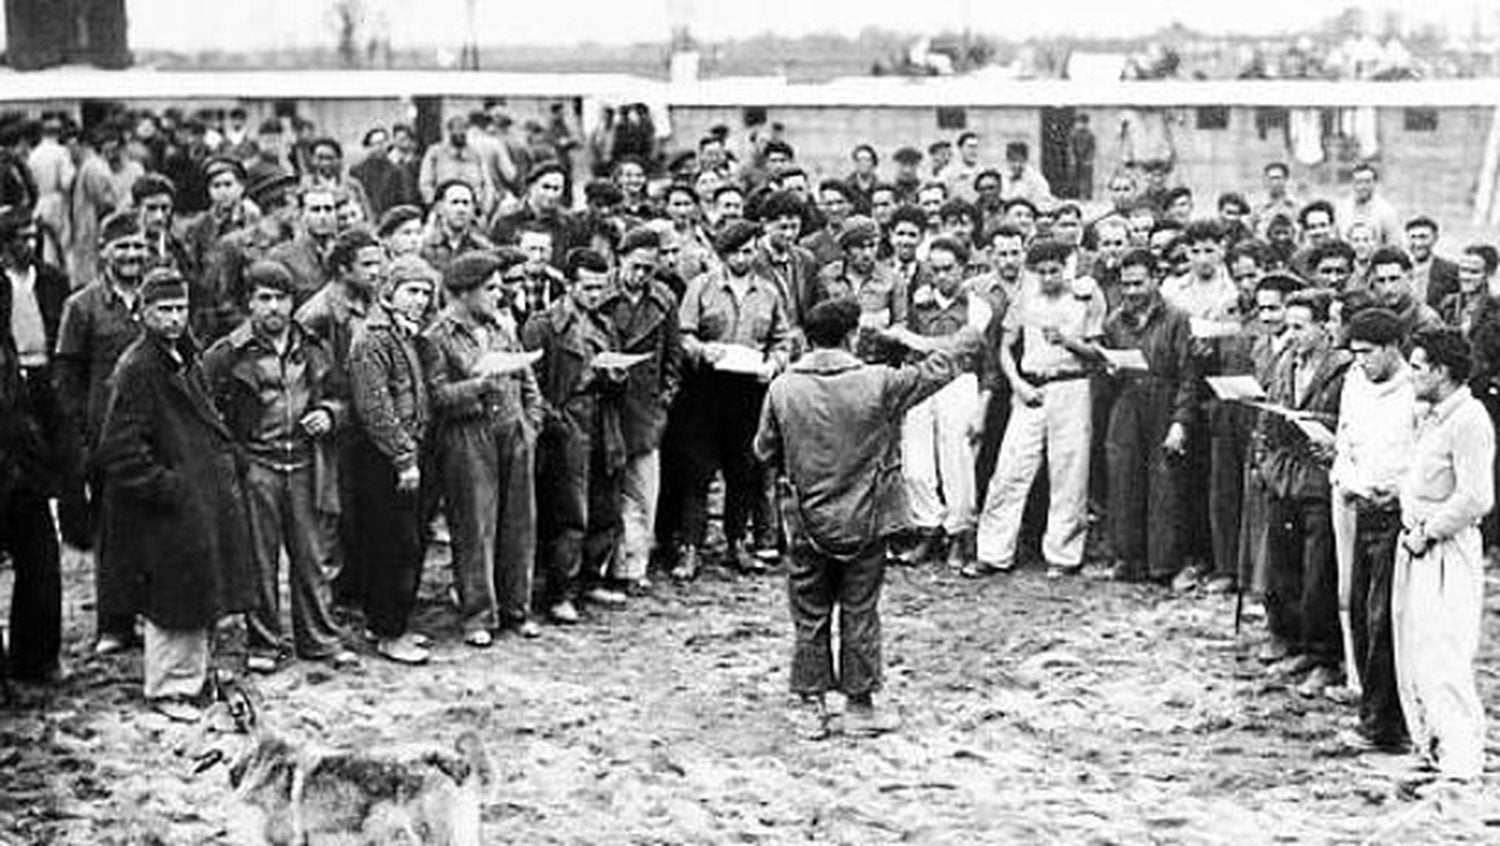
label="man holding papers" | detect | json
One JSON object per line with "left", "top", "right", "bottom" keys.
{"left": 673, "top": 220, "right": 792, "bottom": 580}
{"left": 524, "top": 249, "right": 635, "bottom": 620}
{"left": 1101, "top": 249, "right": 1198, "bottom": 584}
{"left": 1255, "top": 290, "right": 1350, "bottom": 698}
{"left": 421, "top": 251, "right": 545, "bottom": 646}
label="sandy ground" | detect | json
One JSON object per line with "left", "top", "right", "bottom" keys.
{"left": 3, "top": 541, "right": 1500, "bottom": 845}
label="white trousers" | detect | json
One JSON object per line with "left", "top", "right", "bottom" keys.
{"left": 977, "top": 378, "right": 1092, "bottom": 567}
{"left": 1392, "top": 526, "right": 1487, "bottom": 779}
{"left": 902, "top": 373, "right": 979, "bottom": 534}
{"left": 614, "top": 449, "right": 660, "bottom": 581}
{"left": 143, "top": 619, "right": 209, "bottom": 701}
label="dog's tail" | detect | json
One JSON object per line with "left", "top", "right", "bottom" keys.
{"left": 454, "top": 731, "right": 495, "bottom": 793}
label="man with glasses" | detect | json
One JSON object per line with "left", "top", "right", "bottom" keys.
{"left": 901, "top": 237, "right": 992, "bottom": 569}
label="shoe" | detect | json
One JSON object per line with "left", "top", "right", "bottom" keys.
{"left": 1323, "top": 684, "right": 1360, "bottom": 705}
{"left": 621, "top": 577, "right": 653, "bottom": 597}
{"left": 897, "top": 532, "right": 941, "bottom": 566}
{"left": 365, "top": 628, "right": 431, "bottom": 648}
{"left": 733, "top": 543, "right": 770, "bottom": 575}
{"left": 754, "top": 546, "right": 781, "bottom": 564}
{"left": 377, "top": 634, "right": 430, "bottom": 665}
{"left": 150, "top": 698, "right": 204, "bottom": 724}
{"left": 670, "top": 546, "right": 700, "bottom": 582}
{"left": 1046, "top": 562, "right": 1082, "bottom": 580}
{"left": 515, "top": 620, "right": 543, "bottom": 639}
{"left": 10, "top": 663, "right": 69, "bottom": 685}
{"left": 1256, "top": 637, "right": 1292, "bottom": 663}
{"left": 1171, "top": 566, "right": 1206, "bottom": 593}
{"left": 324, "top": 649, "right": 361, "bottom": 670}
{"left": 94, "top": 633, "right": 131, "bottom": 656}
{"left": 246, "top": 653, "right": 280, "bottom": 674}
{"left": 790, "top": 695, "right": 831, "bottom": 740}
{"left": 583, "top": 586, "right": 628, "bottom": 608}
{"left": 945, "top": 532, "right": 974, "bottom": 571}
{"left": 960, "top": 560, "right": 1005, "bottom": 579}
{"left": 1296, "top": 665, "right": 1339, "bottom": 698}
{"left": 1337, "top": 727, "right": 1409, "bottom": 755}
{"left": 844, "top": 698, "right": 901, "bottom": 737}
{"left": 463, "top": 629, "right": 494, "bottom": 648}
{"left": 548, "top": 601, "right": 581, "bottom": 625}
{"left": 1203, "top": 575, "right": 1238, "bottom": 594}
{"left": 1268, "top": 653, "right": 1316, "bottom": 678}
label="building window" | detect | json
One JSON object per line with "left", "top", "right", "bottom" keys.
{"left": 1196, "top": 106, "right": 1229, "bottom": 130}
{"left": 936, "top": 107, "right": 967, "bottom": 130}
{"left": 1404, "top": 108, "right": 1438, "bottom": 132}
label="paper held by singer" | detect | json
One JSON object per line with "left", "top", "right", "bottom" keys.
{"left": 1190, "top": 318, "right": 1243, "bottom": 339}
{"left": 475, "top": 349, "right": 543, "bottom": 376}
{"left": 1100, "top": 347, "right": 1149, "bottom": 371}
{"left": 712, "top": 343, "right": 768, "bottom": 375}
{"left": 592, "top": 351, "right": 652, "bottom": 370}
{"left": 1205, "top": 374, "right": 1267, "bottom": 402}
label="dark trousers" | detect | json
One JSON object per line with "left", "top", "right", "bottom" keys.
{"left": 676, "top": 372, "right": 765, "bottom": 550}
{"left": 350, "top": 436, "right": 426, "bottom": 640}
{"left": 438, "top": 417, "right": 536, "bottom": 632}
{"left": 243, "top": 462, "right": 343, "bottom": 658}
{"left": 787, "top": 538, "right": 885, "bottom": 697}
{"left": 1265, "top": 494, "right": 1340, "bottom": 666}
{"left": 328, "top": 437, "right": 362, "bottom": 609}
{"left": 536, "top": 418, "right": 622, "bottom": 605}
{"left": 1106, "top": 381, "right": 1185, "bottom": 578}
{"left": 0, "top": 487, "right": 61, "bottom": 678}
{"left": 91, "top": 465, "right": 136, "bottom": 640}
{"left": 1209, "top": 406, "right": 1254, "bottom": 581}
{"left": 1350, "top": 504, "right": 1408, "bottom": 746}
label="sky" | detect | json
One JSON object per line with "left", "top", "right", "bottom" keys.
{"left": 29, "top": 0, "right": 1499, "bottom": 51}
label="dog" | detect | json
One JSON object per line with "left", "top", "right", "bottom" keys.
{"left": 194, "top": 674, "right": 494, "bottom": 845}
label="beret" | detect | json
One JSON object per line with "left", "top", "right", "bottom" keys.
{"left": 382, "top": 255, "right": 439, "bottom": 299}
{"left": 445, "top": 250, "right": 502, "bottom": 293}
{"left": 99, "top": 209, "right": 143, "bottom": 245}
{"left": 713, "top": 219, "right": 761, "bottom": 256}
{"left": 837, "top": 215, "right": 881, "bottom": 249}
{"left": 243, "top": 259, "right": 297, "bottom": 295}
{"left": 203, "top": 156, "right": 246, "bottom": 183}
{"left": 0, "top": 205, "right": 34, "bottom": 240}
{"left": 1344, "top": 307, "right": 1405, "bottom": 346}
{"left": 494, "top": 245, "right": 528, "bottom": 273}
{"left": 528, "top": 162, "right": 566, "bottom": 185}
{"left": 247, "top": 173, "right": 297, "bottom": 207}
{"left": 377, "top": 204, "right": 423, "bottom": 238}
{"left": 140, "top": 268, "right": 189, "bottom": 304}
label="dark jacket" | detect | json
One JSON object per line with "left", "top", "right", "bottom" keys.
{"left": 1422, "top": 255, "right": 1461, "bottom": 310}
{"left": 267, "top": 231, "right": 333, "bottom": 308}
{"left": 203, "top": 322, "right": 349, "bottom": 514}
{"left": 94, "top": 332, "right": 255, "bottom": 630}
{"left": 349, "top": 303, "right": 429, "bottom": 474}
{"left": 754, "top": 341, "right": 977, "bottom": 551}
{"left": 1258, "top": 343, "right": 1349, "bottom": 501}
{"left": 605, "top": 280, "right": 682, "bottom": 455}
{"left": 753, "top": 244, "right": 822, "bottom": 331}
{"left": 0, "top": 262, "right": 72, "bottom": 496}
{"left": 420, "top": 305, "right": 543, "bottom": 431}
{"left": 55, "top": 276, "right": 144, "bottom": 457}
{"left": 522, "top": 296, "right": 627, "bottom": 472}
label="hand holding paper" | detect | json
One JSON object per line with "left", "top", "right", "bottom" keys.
{"left": 1100, "top": 347, "right": 1149, "bottom": 372}
{"left": 476, "top": 349, "right": 543, "bottom": 377}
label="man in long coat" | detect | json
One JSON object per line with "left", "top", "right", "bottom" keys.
{"left": 94, "top": 268, "right": 254, "bottom": 722}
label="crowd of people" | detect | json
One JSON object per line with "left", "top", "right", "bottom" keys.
{"left": 0, "top": 102, "right": 1494, "bottom": 774}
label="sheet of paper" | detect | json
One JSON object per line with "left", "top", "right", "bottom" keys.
{"left": 714, "top": 344, "right": 767, "bottom": 375}
{"left": 1100, "top": 347, "right": 1149, "bottom": 371}
{"left": 592, "top": 351, "right": 652, "bottom": 370}
{"left": 1205, "top": 375, "right": 1267, "bottom": 402}
{"left": 1293, "top": 417, "right": 1336, "bottom": 445}
{"left": 475, "top": 349, "right": 543, "bottom": 376}
{"left": 1190, "top": 318, "right": 1243, "bottom": 339}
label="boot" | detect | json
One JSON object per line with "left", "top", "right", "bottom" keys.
{"left": 670, "top": 544, "right": 701, "bottom": 582}
{"left": 944, "top": 530, "right": 974, "bottom": 570}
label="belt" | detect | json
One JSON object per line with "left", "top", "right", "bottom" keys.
{"left": 1022, "top": 370, "right": 1090, "bottom": 386}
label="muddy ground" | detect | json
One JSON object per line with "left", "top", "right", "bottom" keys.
{"left": 3, "top": 539, "right": 1500, "bottom": 845}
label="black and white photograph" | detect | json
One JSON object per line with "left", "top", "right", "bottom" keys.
{"left": 3, "top": 0, "right": 1500, "bottom": 842}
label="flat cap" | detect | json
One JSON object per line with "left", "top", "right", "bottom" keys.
{"left": 445, "top": 250, "right": 502, "bottom": 293}
{"left": 713, "top": 219, "right": 761, "bottom": 256}
{"left": 1344, "top": 307, "right": 1405, "bottom": 346}
{"left": 837, "top": 215, "right": 881, "bottom": 249}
